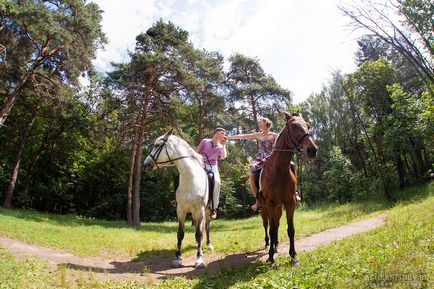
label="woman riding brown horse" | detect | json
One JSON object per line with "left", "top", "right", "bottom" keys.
{"left": 259, "top": 112, "right": 317, "bottom": 265}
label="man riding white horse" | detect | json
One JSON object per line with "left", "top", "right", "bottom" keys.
{"left": 196, "top": 128, "right": 228, "bottom": 219}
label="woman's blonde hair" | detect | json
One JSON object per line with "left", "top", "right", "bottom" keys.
{"left": 259, "top": 117, "right": 272, "bottom": 128}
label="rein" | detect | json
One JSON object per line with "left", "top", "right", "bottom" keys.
{"left": 271, "top": 120, "right": 311, "bottom": 201}
{"left": 272, "top": 121, "right": 311, "bottom": 154}
{"left": 148, "top": 136, "right": 195, "bottom": 169}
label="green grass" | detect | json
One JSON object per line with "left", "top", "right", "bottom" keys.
{"left": 0, "top": 197, "right": 389, "bottom": 259}
{"left": 164, "top": 194, "right": 431, "bottom": 289}
{"left": 0, "top": 182, "right": 432, "bottom": 288}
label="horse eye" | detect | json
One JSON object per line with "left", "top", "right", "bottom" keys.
{"left": 292, "top": 124, "right": 296, "bottom": 128}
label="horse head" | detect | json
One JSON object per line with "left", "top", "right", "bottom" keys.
{"left": 284, "top": 111, "right": 318, "bottom": 159}
{"left": 143, "top": 128, "right": 175, "bottom": 170}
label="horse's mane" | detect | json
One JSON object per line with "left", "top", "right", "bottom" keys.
{"left": 170, "top": 135, "right": 204, "bottom": 167}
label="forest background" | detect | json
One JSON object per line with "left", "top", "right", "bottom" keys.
{"left": 0, "top": 0, "right": 432, "bottom": 226}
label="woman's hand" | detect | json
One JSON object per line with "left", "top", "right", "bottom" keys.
{"left": 220, "top": 135, "right": 228, "bottom": 145}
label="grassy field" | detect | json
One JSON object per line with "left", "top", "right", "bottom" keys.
{"left": 0, "top": 193, "right": 391, "bottom": 259}
{"left": 0, "top": 182, "right": 432, "bottom": 288}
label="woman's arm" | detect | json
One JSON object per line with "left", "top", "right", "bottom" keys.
{"left": 226, "top": 132, "right": 260, "bottom": 140}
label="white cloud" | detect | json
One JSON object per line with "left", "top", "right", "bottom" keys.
{"left": 92, "top": 0, "right": 158, "bottom": 71}
{"left": 91, "top": 0, "right": 362, "bottom": 103}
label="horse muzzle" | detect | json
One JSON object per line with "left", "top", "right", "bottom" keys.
{"left": 306, "top": 145, "right": 318, "bottom": 159}
{"left": 143, "top": 157, "right": 155, "bottom": 171}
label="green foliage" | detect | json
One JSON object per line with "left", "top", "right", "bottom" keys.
{"left": 324, "top": 146, "right": 359, "bottom": 202}
{"left": 226, "top": 53, "right": 292, "bottom": 126}
{"left": 0, "top": 7, "right": 431, "bottom": 223}
{"left": 398, "top": 0, "right": 434, "bottom": 53}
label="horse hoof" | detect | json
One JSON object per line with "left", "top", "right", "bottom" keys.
{"left": 291, "top": 258, "right": 300, "bottom": 267}
{"left": 195, "top": 256, "right": 205, "bottom": 269}
{"left": 207, "top": 244, "right": 214, "bottom": 251}
{"left": 171, "top": 257, "right": 182, "bottom": 268}
{"left": 267, "top": 257, "right": 274, "bottom": 264}
{"left": 195, "top": 261, "right": 205, "bottom": 269}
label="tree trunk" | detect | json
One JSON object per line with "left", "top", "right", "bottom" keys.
{"left": 126, "top": 127, "right": 138, "bottom": 225}
{"left": 250, "top": 95, "right": 258, "bottom": 125}
{"left": 346, "top": 90, "right": 380, "bottom": 166}
{"left": 132, "top": 83, "right": 152, "bottom": 227}
{"left": 23, "top": 151, "right": 41, "bottom": 199}
{"left": 3, "top": 113, "right": 36, "bottom": 208}
{"left": 197, "top": 97, "right": 205, "bottom": 145}
{"left": 0, "top": 73, "right": 31, "bottom": 128}
{"left": 395, "top": 153, "right": 405, "bottom": 189}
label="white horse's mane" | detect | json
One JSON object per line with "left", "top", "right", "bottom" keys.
{"left": 169, "top": 135, "right": 204, "bottom": 167}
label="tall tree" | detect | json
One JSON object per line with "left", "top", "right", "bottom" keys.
{"left": 180, "top": 49, "right": 225, "bottom": 143}
{"left": 109, "top": 20, "right": 201, "bottom": 226}
{"left": 226, "top": 53, "right": 292, "bottom": 128}
{"left": 0, "top": 0, "right": 106, "bottom": 128}
{"left": 339, "top": 0, "right": 434, "bottom": 84}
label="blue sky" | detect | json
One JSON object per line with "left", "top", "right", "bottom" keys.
{"left": 92, "top": 0, "right": 362, "bottom": 103}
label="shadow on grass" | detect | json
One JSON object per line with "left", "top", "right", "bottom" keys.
{"left": 64, "top": 247, "right": 179, "bottom": 276}
{"left": 64, "top": 245, "right": 269, "bottom": 283}
{"left": 131, "top": 244, "right": 197, "bottom": 261}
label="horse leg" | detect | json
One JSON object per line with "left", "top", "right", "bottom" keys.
{"left": 193, "top": 207, "right": 206, "bottom": 269}
{"left": 286, "top": 203, "right": 299, "bottom": 267}
{"left": 274, "top": 205, "right": 283, "bottom": 253}
{"left": 260, "top": 208, "right": 269, "bottom": 248}
{"left": 205, "top": 214, "right": 214, "bottom": 251}
{"left": 267, "top": 203, "right": 277, "bottom": 263}
{"left": 172, "top": 213, "right": 186, "bottom": 268}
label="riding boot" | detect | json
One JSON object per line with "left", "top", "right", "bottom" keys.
{"left": 210, "top": 208, "right": 217, "bottom": 219}
{"left": 251, "top": 198, "right": 260, "bottom": 212}
{"left": 295, "top": 191, "right": 301, "bottom": 201}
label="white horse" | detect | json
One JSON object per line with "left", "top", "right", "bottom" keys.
{"left": 143, "top": 129, "right": 213, "bottom": 269}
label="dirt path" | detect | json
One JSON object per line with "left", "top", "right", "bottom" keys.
{"left": 0, "top": 213, "right": 387, "bottom": 282}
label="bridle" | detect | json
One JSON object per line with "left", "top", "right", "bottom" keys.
{"left": 273, "top": 120, "right": 312, "bottom": 154}
{"left": 147, "top": 135, "right": 193, "bottom": 169}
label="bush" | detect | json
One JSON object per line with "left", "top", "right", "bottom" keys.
{"left": 323, "top": 146, "right": 357, "bottom": 202}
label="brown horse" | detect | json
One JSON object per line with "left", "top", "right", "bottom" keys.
{"left": 259, "top": 112, "right": 317, "bottom": 265}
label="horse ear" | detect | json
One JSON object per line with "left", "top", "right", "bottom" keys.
{"left": 163, "top": 128, "right": 174, "bottom": 139}
{"left": 284, "top": 111, "right": 292, "bottom": 122}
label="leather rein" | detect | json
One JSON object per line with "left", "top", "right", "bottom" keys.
{"left": 148, "top": 136, "right": 194, "bottom": 169}
{"left": 272, "top": 121, "right": 311, "bottom": 154}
